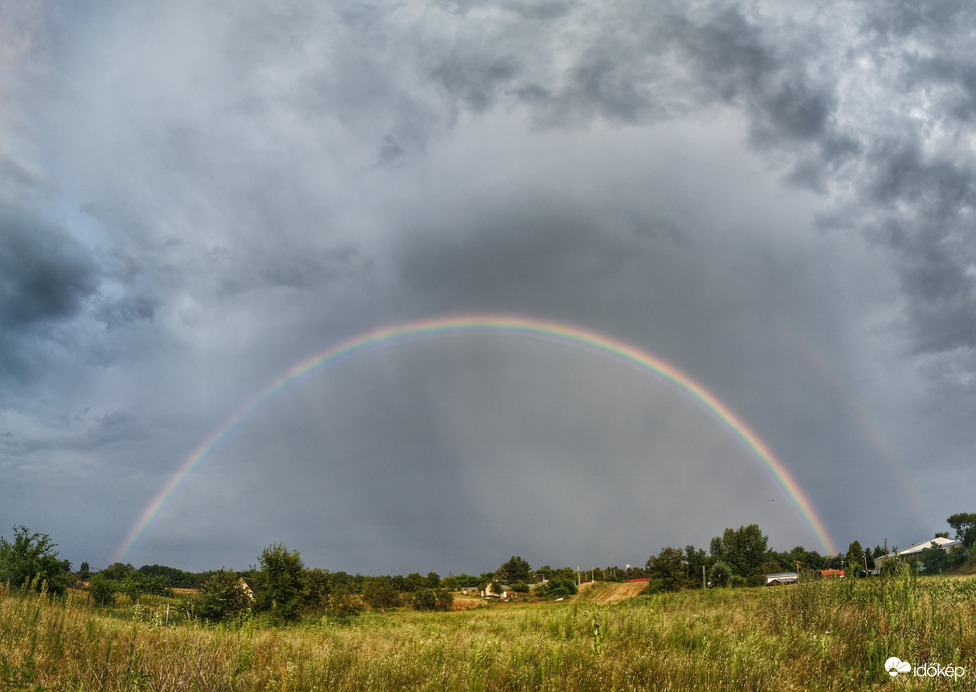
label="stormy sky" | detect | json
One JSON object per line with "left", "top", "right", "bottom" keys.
{"left": 2, "top": 0, "right": 975, "bottom": 575}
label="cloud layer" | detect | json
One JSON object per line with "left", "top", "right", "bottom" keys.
{"left": 1, "top": 0, "right": 974, "bottom": 573}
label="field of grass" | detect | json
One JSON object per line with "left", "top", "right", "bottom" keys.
{"left": 2, "top": 571, "right": 975, "bottom": 691}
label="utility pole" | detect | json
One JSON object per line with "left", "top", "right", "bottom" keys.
{"left": 702, "top": 565, "right": 706, "bottom": 589}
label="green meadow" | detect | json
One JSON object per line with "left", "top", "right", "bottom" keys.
{"left": 2, "top": 571, "right": 975, "bottom": 691}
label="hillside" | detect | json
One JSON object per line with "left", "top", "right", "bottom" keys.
{"left": 574, "top": 580, "right": 647, "bottom": 604}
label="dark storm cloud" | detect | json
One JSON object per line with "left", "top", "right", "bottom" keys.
{"left": 524, "top": 1, "right": 976, "bottom": 364}
{"left": 501, "top": 1, "right": 575, "bottom": 21}
{"left": 655, "top": 5, "right": 858, "bottom": 159}
{"left": 846, "top": 139, "right": 976, "bottom": 356}
{"left": 0, "top": 207, "right": 98, "bottom": 330}
{"left": 430, "top": 54, "right": 519, "bottom": 114}
{"left": 95, "top": 296, "right": 157, "bottom": 330}
{"left": 0, "top": 409, "right": 143, "bottom": 458}
{"left": 397, "top": 200, "right": 638, "bottom": 305}
{"left": 861, "top": 0, "right": 971, "bottom": 39}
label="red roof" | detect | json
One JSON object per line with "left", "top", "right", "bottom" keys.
{"left": 627, "top": 578, "right": 650, "bottom": 582}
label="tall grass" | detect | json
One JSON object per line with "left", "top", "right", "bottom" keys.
{"left": 1, "top": 570, "right": 974, "bottom": 690}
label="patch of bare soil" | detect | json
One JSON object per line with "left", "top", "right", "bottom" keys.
{"left": 574, "top": 581, "right": 646, "bottom": 604}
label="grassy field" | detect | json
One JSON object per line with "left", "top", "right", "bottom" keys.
{"left": 1, "top": 571, "right": 974, "bottom": 691}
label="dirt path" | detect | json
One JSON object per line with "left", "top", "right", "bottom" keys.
{"left": 574, "top": 581, "right": 646, "bottom": 604}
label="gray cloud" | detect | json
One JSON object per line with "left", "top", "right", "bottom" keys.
{"left": 3, "top": 0, "right": 975, "bottom": 573}
{"left": 398, "top": 200, "right": 638, "bottom": 304}
{"left": 0, "top": 207, "right": 98, "bottom": 330}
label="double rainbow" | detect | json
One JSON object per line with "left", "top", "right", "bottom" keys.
{"left": 114, "top": 314, "right": 837, "bottom": 561}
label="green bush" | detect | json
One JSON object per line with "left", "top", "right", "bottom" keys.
{"left": 412, "top": 588, "right": 453, "bottom": 611}
{"left": 709, "top": 561, "right": 732, "bottom": 587}
{"left": 537, "top": 577, "right": 577, "bottom": 599}
{"left": 0, "top": 526, "right": 71, "bottom": 596}
{"left": 362, "top": 577, "right": 401, "bottom": 611}
{"left": 254, "top": 543, "right": 304, "bottom": 623}
{"left": 197, "top": 569, "right": 252, "bottom": 622}
{"left": 87, "top": 573, "right": 116, "bottom": 606}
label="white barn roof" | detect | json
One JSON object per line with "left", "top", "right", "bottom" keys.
{"left": 895, "top": 537, "right": 963, "bottom": 557}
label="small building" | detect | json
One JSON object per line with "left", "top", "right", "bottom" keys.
{"left": 238, "top": 577, "right": 256, "bottom": 600}
{"left": 765, "top": 572, "right": 798, "bottom": 585}
{"left": 819, "top": 569, "right": 845, "bottom": 579}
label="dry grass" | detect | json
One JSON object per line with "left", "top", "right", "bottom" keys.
{"left": 1, "top": 572, "right": 974, "bottom": 691}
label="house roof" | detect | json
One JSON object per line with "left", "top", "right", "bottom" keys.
{"left": 894, "top": 537, "right": 963, "bottom": 557}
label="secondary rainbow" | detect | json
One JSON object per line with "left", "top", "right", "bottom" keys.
{"left": 114, "top": 314, "right": 838, "bottom": 561}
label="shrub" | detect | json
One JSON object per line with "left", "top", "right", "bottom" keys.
{"left": 329, "top": 587, "right": 364, "bottom": 618}
{"left": 198, "top": 569, "right": 252, "bottom": 622}
{"left": 0, "top": 526, "right": 71, "bottom": 596}
{"left": 362, "top": 577, "right": 401, "bottom": 611}
{"left": 537, "top": 577, "right": 577, "bottom": 599}
{"left": 709, "top": 561, "right": 733, "bottom": 587}
{"left": 87, "top": 573, "right": 116, "bottom": 606}
{"left": 254, "top": 543, "right": 304, "bottom": 623}
{"left": 412, "top": 588, "right": 453, "bottom": 611}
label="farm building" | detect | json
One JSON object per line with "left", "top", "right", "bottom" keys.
{"left": 874, "top": 536, "right": 963, "bottom": 571}
{"left": 819, "top": 569, "right": 845, "bottom": 579}
{"left": 765, "top": 572, "right": 798, "bottom": 585}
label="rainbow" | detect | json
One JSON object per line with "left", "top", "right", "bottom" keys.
{"left": 114, "top": 314, "right": 837, "bottom": 561}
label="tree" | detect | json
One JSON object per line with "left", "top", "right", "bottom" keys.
{"left": 846, "top": 541, "right": 866, "bottom": 577}
{"left": 498, "top": 556, "right": 531, "bottom": 584}
{"left": 919, "top": 545, "right": 950, "bottom": 574}
{"left": 87, "top": 573, "right": 117, "bottom": 606}
{"left": 254, "top": 543, "right": 305, "bottom": 623}
{"left": 301, "top": 568, "right": 332, "bottom": 612}
{"left": 425, "top": 571, "right": 441, "bottom": 589}
{"left": 947, "top": 513, "right": 976, "bottom": 547}
{"left": 412, "top": 588, "right": 453, "bottom": 611}
{"left": 198, "top": 570, "right": 252, "bottom": 622}
{"left": 100, "top": 562, "right": 135, "bottom": 581}
{"left": 537, "top": 577, "right": 577, "bottom": 599}
{"left": 0, "top": 526, "right": 71, "bottom": 595}
{"left": 646, "top": 547, "right": 688, "bottom": 592}
{"left": 721, "top": 525, "right": 769, "bottom": 584}
{"left": 328, "top": 582, "right": 364, "bottom": 618}
{"left": 684, "top": 546, "right": 709, "bottom": 589}
{"left": 709, "top": 561, "right": 733, "bottom": 587}
{"left": 403, "top": 573, "right": 425, "bottom": 592}
{"left": 138, "top": 564, "right": 200, "bottom": 588}
{"left": 362, "top": 577, "right": 401, "bottom": 611}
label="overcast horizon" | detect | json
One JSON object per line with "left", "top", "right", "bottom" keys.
{"left": 3, "top": 0, "right": 976, "bottom": 575}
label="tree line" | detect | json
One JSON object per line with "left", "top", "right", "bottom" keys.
{"left": 3, "top": 512, "right": 975, "bottom": 621}
{"left": 644, "top": 513, "right": 976, "bottom": 593}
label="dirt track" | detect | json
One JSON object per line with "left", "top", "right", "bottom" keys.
{"left": 574, "top": 581, "right": 646, "bottom": 604}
